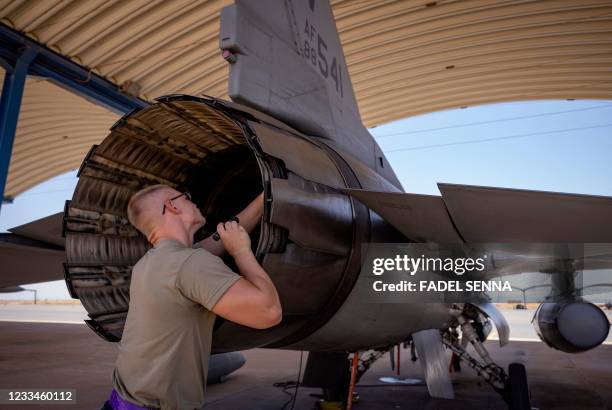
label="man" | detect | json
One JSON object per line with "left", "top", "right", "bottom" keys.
{"left": 101, "top": 184, "right": 282, "bottom": 410}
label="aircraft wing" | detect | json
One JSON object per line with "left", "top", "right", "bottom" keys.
{"left": 0, "top": 212, "right": 65, "bottom": 288}
{"left": 343, "top": 184, "right": 612, "bottom": 275}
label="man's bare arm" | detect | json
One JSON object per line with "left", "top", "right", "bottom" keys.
{"left": 195, "top": 192, "right": 264, "bottom": 256}
{"left": 211, "top": 221, "right": 282, "bottom": 329}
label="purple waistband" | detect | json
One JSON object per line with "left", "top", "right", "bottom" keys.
{"left": 109, "top": 389, "right": 156, "bottom": 410}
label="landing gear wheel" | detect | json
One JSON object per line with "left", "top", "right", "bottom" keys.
{"left": 505, "top": 363, "right": 531, "bottom": 410}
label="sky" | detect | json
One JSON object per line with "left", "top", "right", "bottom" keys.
{"left": 0, "top": 98, "right": 611, "bottom": 300}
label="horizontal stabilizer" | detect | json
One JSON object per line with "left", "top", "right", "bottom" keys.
{"left": 1, "top": 212, "right": 65, "bottom": 287}
{"left": 341, "top": 188, "right": 462, "bottom": 243}
{"left": 0, "top": 234, "right": 65, "bottom": 288}
{"left": 438, "top": 183, "right": 612, "bottom": 242}
{"left": 344, "top": 185, "right": 612, "bottom": 243}
{"left": 0, "top": 286, "right": 25, "bottom": 293}
{"left": 342, "top": 185, "right": 612, "bottom": 275}
{"left": 8, "top": 212, "right": 64, "bottom": 247}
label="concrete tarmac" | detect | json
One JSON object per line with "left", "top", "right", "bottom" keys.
{"left": 1, "top": 319, "right": 611, "bottom": 410}
{"left": 0, "top": 303, "right": 88, "bottom": 323}
{"left": 1, "top": 305, "right": 611, "bottom": 342}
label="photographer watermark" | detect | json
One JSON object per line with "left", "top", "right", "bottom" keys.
{"left": 356, "top": 243, "right": 611, "bottom": 304}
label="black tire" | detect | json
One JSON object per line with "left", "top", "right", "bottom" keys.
{"left": 506, "top": 363, "right": 531, "bottom": 410}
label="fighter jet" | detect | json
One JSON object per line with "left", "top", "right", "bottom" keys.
{"left": 2, "top": 1, "right": 612, "bottom": 409}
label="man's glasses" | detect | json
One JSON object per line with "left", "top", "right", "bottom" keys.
{"left": 162, "top": 192, "right": 192, "bottom": 215}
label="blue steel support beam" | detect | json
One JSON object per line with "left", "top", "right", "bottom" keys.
{"left": 0, "top": 23, "right": 149, "bottom": 209}
{"left": 0, "top": 24, "right": 149, "bottom": 114}
{"left": 0, "top": 48, "right": 37, "bottom": 211}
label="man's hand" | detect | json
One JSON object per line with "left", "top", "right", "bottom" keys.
{"left": 212, "top": 218, "right": 282, "bottom": 329}
{"left": 207, "top": 195, "right": 282, "bottom": 330}
{"left": 217, "top": 220, "right": 251, "bottom": 257}
{"left": 195, "top": 192, "right": 264, "bottom": 257}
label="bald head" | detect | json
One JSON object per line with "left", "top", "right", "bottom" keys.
{"left": 127, "top": 184, "right": 175, "bottom": 237}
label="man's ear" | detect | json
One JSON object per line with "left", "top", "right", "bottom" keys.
{"left": 164, "top": 199, "right": 181, "bottom": 215}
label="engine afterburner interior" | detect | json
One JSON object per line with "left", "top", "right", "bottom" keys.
{"left": 64, "top": 96, "right": 266, "bottom": 341}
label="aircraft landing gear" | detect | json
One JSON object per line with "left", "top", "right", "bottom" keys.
{"left": 445, "top": 305, "right": 532, "bottom": 410}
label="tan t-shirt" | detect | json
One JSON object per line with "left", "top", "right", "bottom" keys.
{"left": 112, "top": 239, "right": 241, "bottom": 410}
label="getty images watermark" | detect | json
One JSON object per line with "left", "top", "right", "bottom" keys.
{"left": 370, "top": 252, "right": 511, "bottom": 293}
{"left": 355, "top": 243, "right": 608, "bottom": 304}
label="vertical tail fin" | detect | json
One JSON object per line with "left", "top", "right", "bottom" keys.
{"left": 220, "top": 0, "right": 402, "bottom": 191}
{"left": 220, "top": 0, "right": 361, "bottom": 136}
